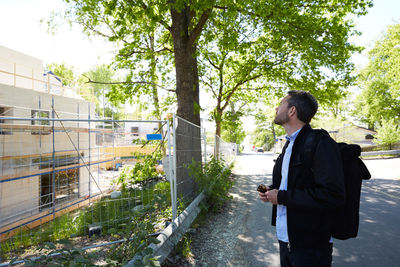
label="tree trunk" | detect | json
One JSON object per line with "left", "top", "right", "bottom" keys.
{"left": 171, "top": 6, "right": 201, "bottom": 198}
{"left": 214, "top": 108, "right": 223, "bottom": 158}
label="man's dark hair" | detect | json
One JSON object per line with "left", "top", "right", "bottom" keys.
{"left": 287, "top": 90, "right": 318, "bottom": 123}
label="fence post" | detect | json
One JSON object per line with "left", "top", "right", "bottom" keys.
{"left": 51, "top": 96, "right": 56, "bottom": 219}
{"left": 167, "top": 119, "right": 176, "bottom": 220}
{"left": 172, "top": 114, "right": 177, "bottom": 220}
{"left": 88, "top": 102, "right": 91, "bottom": 203}
{"left": 77, "top": 102, "right": 80, "bottom": 197}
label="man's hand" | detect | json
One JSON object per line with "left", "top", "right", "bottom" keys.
{"left": 258, "top": 185, "right": 270, "bottom": 202}
{"left": 259, "top": 191, "right": 269, "bottom": 202}
{"left": 266, "top": 189, "right": 279, "bottom": 205}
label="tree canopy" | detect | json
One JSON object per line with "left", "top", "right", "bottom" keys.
{"left": 355, "top": 23, "right": 400, "bottom": 129}
{"left": 61, "top": 0, "right": 372, "bottom": 120}
{"left": 59, "top": 0, "right": 372, "bottom": 195}
{"left": 375, "top": 118, "right": 400, "bottom": 150}
{"left": 46, "top": 62, "right": 75, "bottom": 87}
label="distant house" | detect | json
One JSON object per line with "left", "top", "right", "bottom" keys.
{"left": 328, "top": 124, "right": 377, "bottom": 148}
{"left": 274, "top": 123, "right": 377, "bottom": 153}
{"left": 124, "top": 121, "right": 160, "bottom": 140}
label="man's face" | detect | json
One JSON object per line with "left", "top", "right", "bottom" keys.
{"left": 274, "top": 96, "right": 291, "bottom": 125}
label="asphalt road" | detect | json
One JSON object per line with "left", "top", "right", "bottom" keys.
{"left": 179, "top": 152, "right": 400, "bottom": 267}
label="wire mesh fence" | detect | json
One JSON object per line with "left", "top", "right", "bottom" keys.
{"left": 0, "top": 101, "right": 237, "bottom": 264}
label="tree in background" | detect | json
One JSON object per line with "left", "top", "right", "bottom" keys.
{"left": 197, "top": 0, "right": 371, "bottom": 154}
{"left": 220, "top": 102, "right": 246, "bottom": 145}
{"left": 106, "top": 30, "right": 176, "bottom": 122}
{"left": 78, "top": 64, "right": 125, "bottom": 127}
{"left": 79, "top": 64, "right": 117, "bottom": 109}
{"left": 46, "top": 62, "right": 75, "bottom": 87}
{"left": 58, "top": 0, "right": 372, "bottom": 197}
{"left": 251, "top": 96, "right": 285, "bottom": 151}
{"left": 355, "top": 23, "right": 400, "bottom": 130}
{"left": 375, "top": 118, "right": 400, "bottom": 150}
{"left": 252, "top": 118, "right": 286, "bottom": 152}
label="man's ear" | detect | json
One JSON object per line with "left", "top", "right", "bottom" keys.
{"left": 288, "top": 106, "right": 296, "bottom": 117}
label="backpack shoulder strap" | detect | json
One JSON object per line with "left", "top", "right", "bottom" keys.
{"left": 303, "top": 129, "right": 330, "bottom": 169}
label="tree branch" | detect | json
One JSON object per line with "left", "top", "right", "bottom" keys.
{"left": 238, "top": 86, "right": 270, "bottom": 91}
{"left": 77, "top": 20, "right": 114, "bottom": 40}
{"left": 188, "top": 8, "right": 212, "bottom": 47}
{"left": 118, "top": 38, "right": 173, "bottom": 58}
{"left": 207, "top": 57, "right": 220, "bottom": 70}
{"left": 213, "top": 5, "right": 274, "bottom": 19}
{"left": 201, "top": 76, "right": 218, "bottom": 99}
{"left": 101, "top": 15, "right": 128, "bottom": 44}
{"left": 221, "top": 73, "right": 263, "bottom": 111}
{"left": 141, "top": 2, "right": 172, "bottom": 33}
{"left": 82, "top": 75, "right": 176, "bottom": 92}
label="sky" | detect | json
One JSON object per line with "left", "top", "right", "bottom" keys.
{"left": 0, "top": 0, "right": 115, "bottom": 73}
{"left": 350, "top": 0, "right": 400, "bottom": 67}
{"left": 0, "top": 0, "right": 399, "bottom": 73}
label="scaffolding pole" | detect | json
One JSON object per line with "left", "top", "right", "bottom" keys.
{"left": 51, "top": 96, "right": 56, "bottom": 219}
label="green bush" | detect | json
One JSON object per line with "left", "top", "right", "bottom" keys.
{"left": 114, "top": 150, "right": 164, "bottom": 190}
{"left": 188, "top": 156, "right": 234, "bottom": 212}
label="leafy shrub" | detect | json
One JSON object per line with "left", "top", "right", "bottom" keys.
{"left": 115, "top": 150, "right": 164, "bottom": 190}
{"left": 188, "top": 156, "right": 234, "bottom": 212}
{"left": 17, "top": 239, "right": 97, "bottom": 267}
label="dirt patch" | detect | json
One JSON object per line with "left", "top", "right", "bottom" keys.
{"left": 163, "top": 173, "right": 253, "bottom": 267}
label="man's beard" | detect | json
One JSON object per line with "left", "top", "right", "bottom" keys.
{"left": 274, "top": 111, "right": 289, "bottom": 125}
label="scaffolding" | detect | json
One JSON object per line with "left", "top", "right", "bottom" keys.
{"left": 0, "top": 47, "right": 238, "bottom": 264}
{"left": 0, "top": 101, "right": 170, "bottom": 234}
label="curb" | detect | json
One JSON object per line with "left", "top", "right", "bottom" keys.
{"left": 125, "top": 191, "right": 205, "bottom": 266}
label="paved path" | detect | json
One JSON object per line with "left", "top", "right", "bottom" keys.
{"left": 174, "top": 153, "right": 400, "bottom": 266}
{"left": 333, "top": 157, "right": 400, "bottom": 266}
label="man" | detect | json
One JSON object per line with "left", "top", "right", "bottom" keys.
{"left": 259, "top": 90, "right": 345, "bottom": 267}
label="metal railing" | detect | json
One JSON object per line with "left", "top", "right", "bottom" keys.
{"left": 0, "top": 56, "right": 84, "bottom": 99}
{"left": 0, "top": 104, "right": 237, "bottom": 264}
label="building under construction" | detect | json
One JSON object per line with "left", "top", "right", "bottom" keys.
{"left": 0, "top": 45, "right": 161, "bottom": 241}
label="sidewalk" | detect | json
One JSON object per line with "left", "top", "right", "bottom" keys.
{"left": 165, "top": 153, "right": 400, "bottom": 266}
{"left": 363, "top": 157, "right": 400, "bottom": 180}
{"left": 164, "top": 153, "right": 279, "bottom": 266}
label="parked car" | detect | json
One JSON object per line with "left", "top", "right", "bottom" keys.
{"left": 256, "top": 147, "right": 264, "bottom": 153}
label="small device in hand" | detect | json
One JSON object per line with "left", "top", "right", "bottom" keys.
{"left": 257, "top": 184, "right": 268, "bottom": 193}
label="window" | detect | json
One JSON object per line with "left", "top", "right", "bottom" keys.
{"left": 131, "top": 126, "right": 139, "bottom": 137}
{"left": 0, "top": 106, "right": 12, "bottom": 135}
{"left": 37, "top": 154, "right": 80, "bottom": 210}
{"left": 31, "top": 110, "right": 50, "bottom": 125}
{"left": 31, "top": 109, "right": 50, "bottom": 135}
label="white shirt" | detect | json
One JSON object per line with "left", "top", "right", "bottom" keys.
{"left": 276, "top": 128, "right": 301, "bottom": 242}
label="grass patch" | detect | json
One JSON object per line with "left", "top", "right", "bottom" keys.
{"left": 0, "top": 180, "right": 172, "bottom": 262}
{"left": 361, "top": 154, "right": 400, "bottom": 160}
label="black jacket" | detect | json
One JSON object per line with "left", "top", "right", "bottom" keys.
{"left": 271, "top": 124, "right": 345, "bottom": 249}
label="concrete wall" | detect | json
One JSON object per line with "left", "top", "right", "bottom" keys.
{"left": 0, "top": 45, "right": 44, "bottom": 90}
{"left": 0, "top": 83, "right": 95, "bottom": 228}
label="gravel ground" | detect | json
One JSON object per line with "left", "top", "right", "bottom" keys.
{"left": 164, "top": 175, "right": 252, "bottom": 266}
{"left": 163, "top": 153, "right": 278, "bottom": 267}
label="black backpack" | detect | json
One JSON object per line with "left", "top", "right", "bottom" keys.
{"left": 303, "top": 129, "right": 371, "bottom": 240}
